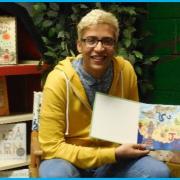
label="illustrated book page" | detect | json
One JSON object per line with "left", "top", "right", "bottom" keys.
{"left": 0, "top": 16, "right": 17, "bottom": 64}
{"left": 90, "top": 93, "right": 180, "bottom": 150}
{"left": 0, "top": 123, "right": 26, "bottom": 161}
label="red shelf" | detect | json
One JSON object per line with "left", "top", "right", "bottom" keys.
{"left": 0, "top": 64, "right": 42, "bottom": 76}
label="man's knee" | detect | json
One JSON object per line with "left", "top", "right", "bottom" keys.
{"left": 151, "top": 162, "right": 171, "bottom": 178}
{"left": 39, "top": 158, "right": 80, "bottom": 177}
{"left": 139, "top": 156, "right": 171, "bottom": 178}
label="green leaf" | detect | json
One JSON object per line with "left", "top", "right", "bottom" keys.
{"left": 46, "top": 46, "right": 55, "bottom": 51}
{"left": 149, "top": 56, "right": 159, "bottom": 62}
{"left": 135, "top": 65, "right": 142, "bottom": 76}
{"left": 61, "top": 41, "right": 66, "bottom": 50}
{"left": 42, "top": 20, "right": 53, "bottom": 28}
{"left": 33, "top": 14, "right": 44, "bottom": 26}
{"left": 143, "top": 56, "right": 159, "bottom": 65}
{"left": 33, "top": 3, "right": 47, "bottom": 12}
{"left": 123, "top": 27, "right": 136, "bottom": 39}
{"left": 48, "top": 27, "right": 56, "bottom": 38}
{"left": 80, "top": 4, "right": 88, "bottom": 9}
{"left": 119, "top": 7, "right": 136, "bottom": 15}
{"left": 131, "top": 38, "right": 138, "bottom": 47}
{"left": 128, "top": 7, "right": 137, "bottom": 15}
{"left": 133, "top": 50, "right": 143, "bottom": 59}
{"left": 49, "top": 3, "right": 60, "bottom": 11}
{"left": 44, "top": 51, "right": 58, "bottom": 58}
{"left": 61, "top": 50, "right": 68, "bottom": 56}
{"left": 72, "top": 6, "right": 79, "bottom": 13}
{"left": 65, "top": 32, "right": 70, "bottom": 39}
{"left": 58, "top": 31, "right": 65, "bottom": 38}
{"left": 55, "top": 24, "right": 62, "bottom": 32}
{"left": 128, "top": 26, "right": 136, "bottom": 33}
{"left": 123, "top": 29, "right": 131, "bottom": 39}
{"left": 143, "top": 60, "right": 152, "bottom": 65}
{"left": 95, "top": 3, "right": 102, "bottom": 8}
{"left": 47, "top": 10, "right": 58, "bottom": 18}
{"left": 128, "top": 54, "right": 136, "bottom": 65}
{"left": 124, "top": 39, "right": 131, "bottom": 48}
{"left": 71, "top": 14, "right": 78, "bottom": 22}
{"left": 146, "top": 83, "right": 154, "bottom": 91}
{"left": 117, "top": 47, "right": 128, "bottom": 57}
{"left": 70, "top": 49, "right": 75, "bottom": 56}
{"left": 42, "top": 36, "right": 49, "bottom": 44}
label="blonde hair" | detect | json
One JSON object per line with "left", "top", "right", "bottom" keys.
{"left": 77, "top": 9, "right": 119, "bottom": 41}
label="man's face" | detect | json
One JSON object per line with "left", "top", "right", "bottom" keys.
{"left": 77, "top": 24, "right": 116, "bottom": 79}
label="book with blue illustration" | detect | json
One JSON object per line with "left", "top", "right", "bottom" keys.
{"left": 90, "top": 93, "right": 180, "bottom": 150}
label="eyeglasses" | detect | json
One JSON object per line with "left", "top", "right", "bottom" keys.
{"left": 81, "top": 36, "right": 115, "bottom": 48}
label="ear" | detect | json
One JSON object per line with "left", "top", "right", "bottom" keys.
{"left": 77, "top": 40, "right": 82, "bottom": 53}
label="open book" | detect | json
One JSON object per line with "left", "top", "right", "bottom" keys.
{"left": 90, "top": 93, "right": 180, "bottom": 150}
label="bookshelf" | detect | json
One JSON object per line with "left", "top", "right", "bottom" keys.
{"left": 0, "top": 64, "right": 42, "bottom": 76}
{"left": 0, "top": 155, "right": 30, "bottom": 171}
{"left": 0, "top": 3, "right": 44, "bottom": 177}
{"left": 0, "top": 65, "right": 41, "bottom": 176}
{"left": 0, "top": 113, "right": 33, "bottom": 124}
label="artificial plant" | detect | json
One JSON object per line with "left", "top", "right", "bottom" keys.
{"left": 32, "top": 2, "right": 158, "bottom": 101}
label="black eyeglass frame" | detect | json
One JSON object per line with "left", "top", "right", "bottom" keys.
{"left": 81, "top": 36, "right": 116, "bottom": 48}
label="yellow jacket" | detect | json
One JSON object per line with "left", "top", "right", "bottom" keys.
{"left": 39, "top": 55, "right": 139, "bottom": 169}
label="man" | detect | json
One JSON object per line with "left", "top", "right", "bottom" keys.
{"left": 39, "top": 9, "right": 170, "bottom": 177}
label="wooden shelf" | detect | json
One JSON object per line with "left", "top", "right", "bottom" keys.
{"left": 0, "top": 64, "right": 42, "bottom": 76}
{"left": 0, "top": 113, "right": 33, "bottom": 124}
{"left": 0, "top": 156, "right": 30, "bottom": 171}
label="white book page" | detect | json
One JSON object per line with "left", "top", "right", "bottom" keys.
{"left": 90, "top": 93, "right": 140, "bottom": 144}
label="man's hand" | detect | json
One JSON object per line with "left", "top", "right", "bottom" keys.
{"left": 115, "top": 144, "right": 150, "bottom": 161}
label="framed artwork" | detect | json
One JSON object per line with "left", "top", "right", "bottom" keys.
{"left": 0, "top": 16, "right": 17, "bottom": 64}
{"left": 0, "top": 76, "right": 9, "bottom": 116}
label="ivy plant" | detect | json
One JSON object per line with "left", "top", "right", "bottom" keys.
{"left": 32, "top": 2, "right": 158, "bottom": 101}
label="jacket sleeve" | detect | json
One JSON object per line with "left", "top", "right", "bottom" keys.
{"left": 39, "top": 70, "right": 116, "bottom": 169}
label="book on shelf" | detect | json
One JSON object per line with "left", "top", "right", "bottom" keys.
{"left": 90, "top": 93, "right": 180, "bottom": 151}
{"left": 32, "top": 91, "right": 42, "bottom": 131}
{"left": 0, "top": 16, "right": 17, "bottom": 64}
{"left": 0, "top": 76, "right": 9, "bottom": 116}
{"left": 0, "top": 168, "right": 29, "bottom": 177}
{"left": 19, "top": 60, "right": 40, "bottom": 65}
{"left": 0, "top": 123, "right": 26, "bottom": 162}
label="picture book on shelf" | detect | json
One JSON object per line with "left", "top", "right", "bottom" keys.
{"left": 32, "top": 91, "right": 42, "bottom": 131}
{"left": 0, "top": 123, "right": 26, "bottom": 162}
{"left": 0, "top": 16, "right": 17, "bottom": 64}
{"left": 0, "top": 168, "right": 29, "bottom": 178}
{"left": 0, "top": 76, "right": 9, "bottom": 116}
{"left": 90, "top": 93, "right": 180, "bottom": 151}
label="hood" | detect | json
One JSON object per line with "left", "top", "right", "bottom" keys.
{"left": 53, "top": 55, "right": 128, "bottom": 135}
{"left": 54, "top": 55, "right": 127, "bottom": 79}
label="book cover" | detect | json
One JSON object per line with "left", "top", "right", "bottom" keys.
{"left": 0, "top": 168, "right": 29, "bottom": 177}
{"left": 0, "top": 123, "right": 26, "bottom": 162}
{"left": 32, "top": 91, "right": 42, "bottom": 131}
{"left": 0, "top": 76, "right": 9, "bottom": 116}
{"left": 0, "top": 16, "right": 17, "bottom": 64}
{"left": 90, "top": 93, "right": 180, "bottom": 151}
